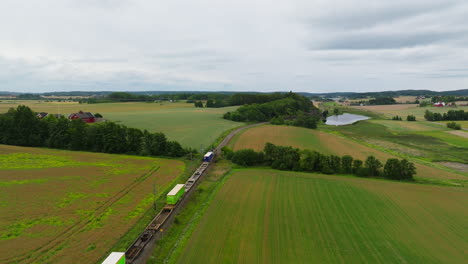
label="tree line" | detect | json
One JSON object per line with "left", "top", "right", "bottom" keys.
{"left": 87, "top": 91, "right": 297, "bottom": 108}
{"left": 424, "top": 110, "right": 468, "bottom": 121}
{"left": 0, "top": 105, "right": 191, "bottom": 157}
{"left": 223, "top": 143, "right": 416, "bottom": 181}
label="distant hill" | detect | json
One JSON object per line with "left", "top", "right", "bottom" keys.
{"left": 0, "top": 89, "right": 467, "bottom": 98}
{"left": 299, "top": 89, "right": 468, "bottom": 98}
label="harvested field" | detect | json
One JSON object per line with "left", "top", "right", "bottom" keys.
{"left": 354, "top": 103, "right": 417, "bottom": 113}
{"left": 447, "top": 130, "right": 468, "bottom": 138}
{"left": 230, "top": 125, "right": 465, "bottom": 180}
{"left": 177, "top": 169, "right": 468, "bottom": 264}
{"left": 0, "top": 145, "right": 184, "bottom": 264}
{"left": 0, "top": 101, "right": 242, "bottom": 149}
{"left": 369, "top": 120, "right": 446, "bottom": 132}
{"left": 438, "top": 162, "right": 468, "bottom": 173}
{"left": 394, "top": 96, "right": 417, "bottom": 103}
{"left": 354, "top": 104, "right": 468, "bottom": 120}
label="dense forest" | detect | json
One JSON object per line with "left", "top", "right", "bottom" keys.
{"left": 223, "top": 92, "right": 320, "bottom": 128}
{"left": 0, "top": 105, "right": 190, "bottom": 157}
{"left": 424, "top": 110, "right": 468, "bottom": 121}
{"left": 223, "top": 143, "right": 417, "bottom": 181}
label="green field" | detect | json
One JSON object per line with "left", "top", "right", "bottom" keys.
{"left": 352, "top": 104, "right": 468, "bottom": 120}
{"left": 0, "top": 144, "right": 185, "bottom": 264}
{"left": 176, "top": 169, "right": 468, "bottom": 263}
{"left": 0, "top": 100, "right": 243, "bottom": 149}
{"left": 229, "top": 124, "right": 466, "bottom": 180}
{"left": 324, "top": 120, "right": 468, "bottom": 164}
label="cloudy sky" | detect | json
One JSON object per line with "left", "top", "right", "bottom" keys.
{"left": 1, "top": 0, "right": 467, "bottom": 93}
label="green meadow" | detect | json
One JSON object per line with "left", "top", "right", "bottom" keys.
{"left": 0, "top": 100, "right": 243, "bottom": 149}
{"left": 176, "top": 169, "right": 468, "bottom": 264}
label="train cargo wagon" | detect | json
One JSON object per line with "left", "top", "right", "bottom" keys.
{"left": 203, "top": 151, "right": 214, "bottom": 162}
{"left": 167, "top": 184, "right": 185, "bottom": 205}
{"left": 102, "top": 252, "right": 125, "bottom": 264}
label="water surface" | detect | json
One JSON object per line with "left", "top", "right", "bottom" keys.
{"left": 325, "top": 113, "right": 370, "bottom": 126}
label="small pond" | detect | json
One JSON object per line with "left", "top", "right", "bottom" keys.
{"left": 325, "top": 113, "right": 370, "bottom": 126}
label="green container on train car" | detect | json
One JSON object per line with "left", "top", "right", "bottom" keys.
{"left": 167, "top": 184, "right": 185, "bottom": 205}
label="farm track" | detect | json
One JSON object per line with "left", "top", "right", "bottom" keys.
{"left": 2, "top": 165, "right": 161, "bottom": 264}
{"left": 215, "top": 122, "right": 268, "bottom": 154}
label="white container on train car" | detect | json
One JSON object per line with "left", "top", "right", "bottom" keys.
{"left": 203, "top": 151, "right": 214, "bottom": 162}
{"left": 102, "top": 252, "right": 125, "bottom": 264}
{"left": 168, "top": 184, "right": 185, "bottom": 195}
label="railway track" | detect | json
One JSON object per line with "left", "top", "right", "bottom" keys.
{"left": 124, "top": 122, "right": 267, "bottom": 264}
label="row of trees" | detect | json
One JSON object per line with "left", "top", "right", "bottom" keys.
{"left": 0, "top": 105, "right": 190, "bottom": 157}
{"left": 102, "top": 92, "right": 295, "bottom": 108}
{"left": 270, "top": 112, "right": 318, "bottom": 129}
{"left": 368, "top": 97, "right": 397, "bottom": 105}
{"left": 424, "top": 110, "right": 468, "bottom": 121}
{"left": 223, "top": 143, "right": 416, "bottom": 180}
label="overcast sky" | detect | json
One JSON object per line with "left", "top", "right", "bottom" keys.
{"left": 1, "top": 0, "right": 467, "bottom": 93}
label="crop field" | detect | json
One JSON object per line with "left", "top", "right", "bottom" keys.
{"left": 0, "top": 144, "right": 185, "bottom": 264}
{"left": 353, "top": 104, "right": 468, "bottom": 120}
{"left": 177, "top": 169, "right": 467, "bottom": 264}
{"left": 393, "top": 96, "right": 417, "bottom": 103}
{"left": 230, "top": 125, "right": 466, "bottom": 180}
{"left": 0, "top": 100, "right": 243, "bottom": 149}
{"left": 368, "top": 119, "right": 447, "bottom": 132}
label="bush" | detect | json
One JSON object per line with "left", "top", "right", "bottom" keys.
{"left": 392, "top": 116, "right": 402, "bottom": 121}
{"left": 406, "top": 115, "right": 416, "bottom": 121}
{"left": 447, "top": 122, "right": 462, "bottom": 130}
{"left": 384, "top": 158, "right": 416, "bottom": 180}
{"left": 231, "top": 149, "right": 264, "bottom": 166}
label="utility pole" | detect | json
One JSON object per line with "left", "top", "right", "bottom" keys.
{"left": 153, "top": 182, "right": 157, "bottom": 211}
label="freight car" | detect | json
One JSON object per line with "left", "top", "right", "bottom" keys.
{"left": 166, "top": 184, "right": 185, "bottom": 205}
{"left": 122, "top": 151, "right": 216, "bottom": 263}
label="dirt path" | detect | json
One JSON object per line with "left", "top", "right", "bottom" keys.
{"left": 446, "top": 130, "right": 468, "bottom": 138}
{"left": 214, "top": 122, "right": 269, "bottom": 154}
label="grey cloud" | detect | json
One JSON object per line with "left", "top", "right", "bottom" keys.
{"left": 0, "top": 0, "right": 467, "bottom": 93}
{"left": 317, "top": 30, "right": 466, "bottom": 50}
{"left": 308, "top": 0, "right": 456, "bottom": 30}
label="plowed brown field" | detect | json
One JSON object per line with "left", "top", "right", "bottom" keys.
{"left": 0, "top": 145, "right": 184, "bottom": 264}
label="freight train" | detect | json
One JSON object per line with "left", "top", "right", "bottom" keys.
{"left": 102, "top": 151, "right": 215, "bottom": 264}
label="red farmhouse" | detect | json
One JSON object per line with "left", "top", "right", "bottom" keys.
{"left": 68, "top": 111, "right": 96, "bottom": 123}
